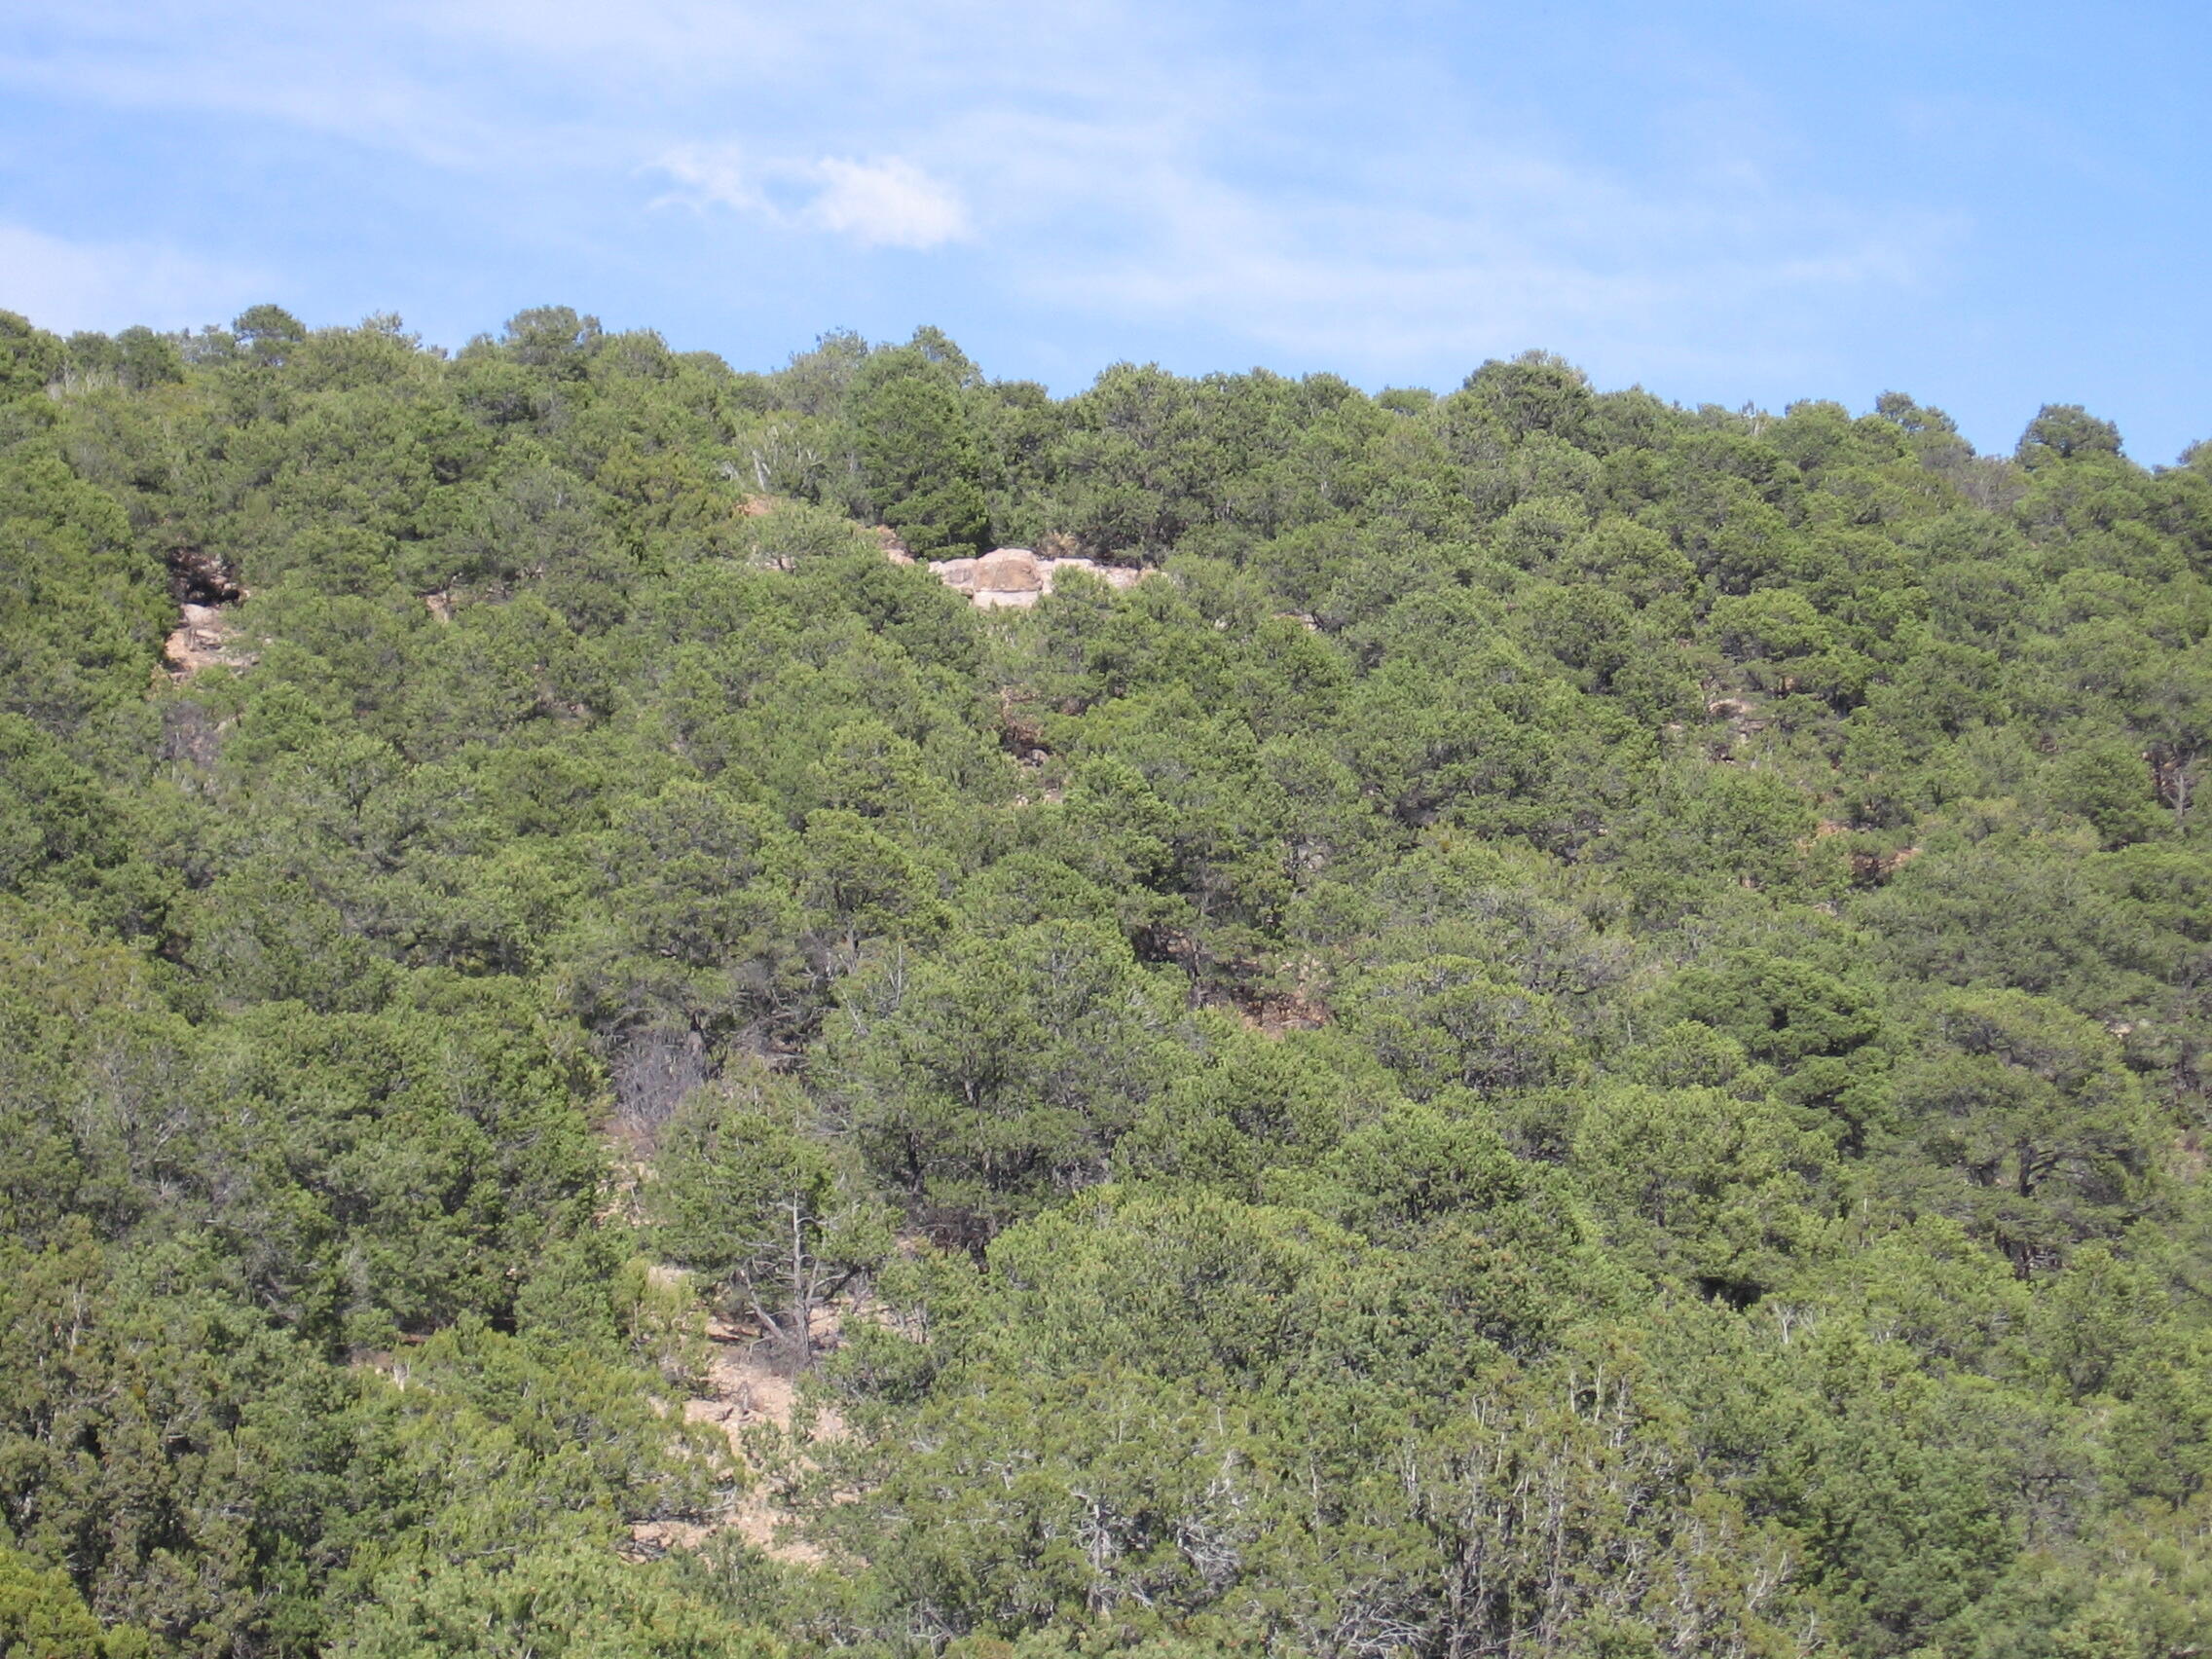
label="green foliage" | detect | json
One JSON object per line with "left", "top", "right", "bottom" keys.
{"left": 0, "top": 312, "right": 64, "bottom": 397}
{"left": 1888, "top": 988, "right": 2161, "bottom": 1269}
{"left": 0, "top": 1542, "right": 143, "bottom": 1659}
{"left": 649, "top": 1066, "right": 893, "bottom": 1362}
{"left": 821, "top": 920, "right": 1190, "bottom": 1240}
{"left": 336, "top": 1541, "right": 784, "bottom": 1658}
{"left": 849, "top": 346, "right": 991, "bottom": 556}
{"left": 2, "top": 302, "right": 2210, "bottom": 1658}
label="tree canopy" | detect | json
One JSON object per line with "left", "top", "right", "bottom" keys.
{"left": 1, "top": 303, "right": 2210, "bottom": 1657}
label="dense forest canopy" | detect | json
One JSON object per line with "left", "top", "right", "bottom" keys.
{"left": 3, "top": 300, "right": 2212, "bottom": 1658}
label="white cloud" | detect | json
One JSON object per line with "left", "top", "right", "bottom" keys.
{"left": 0, "top": 0, "right": 1952, "bottom": 385}
{"left": 0, "top": 222, "right": 271, "bottom": 334}
{"left": 650, "top": 147, "right": 970, "bottom": 250}
{"left": 652, "top": 142, "right": 768, "bottom": 215}
{"left": 804, "top": 158, "right": 969, "bottom": 248}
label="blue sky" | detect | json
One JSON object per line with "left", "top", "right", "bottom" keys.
{"left": 2, "top": 0, "right": 2206, "bottom": 461}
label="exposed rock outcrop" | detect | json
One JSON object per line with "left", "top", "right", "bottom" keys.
{"left": 927, "top": 547, "right": 1147, "bottom": 609}
{"left": 156, "top": 540, "right": 254, "bottom": 682}
{"left": 163, "top": 603, "right": 255, "bottom": 681}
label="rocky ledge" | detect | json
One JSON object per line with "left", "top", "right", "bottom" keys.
{"left": 928, "top": 546, "right": 1148, "bottom": 609}
{"left": 163, "top": 603, "right": 256, "bottom": 680}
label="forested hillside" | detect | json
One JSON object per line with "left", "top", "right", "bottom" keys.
{"left": 5, "top": 302, "right": 2212, "bottom": 1659}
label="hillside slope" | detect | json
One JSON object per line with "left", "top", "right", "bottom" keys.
{"left": 3, "top": 305, "right": 2211, "bottom": 1658}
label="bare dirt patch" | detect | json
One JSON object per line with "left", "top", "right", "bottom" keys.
{"left": 629, "top": 1294, "right": 845, "bottom": 1566}
{"left": 162, "top": 603, "right": 256, "bottom": 681}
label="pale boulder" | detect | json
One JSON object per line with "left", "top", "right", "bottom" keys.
{"left": 1043, "top": 556, "right": 1144, "bottom": 591}
{"left": 904, "top": 543, "right": 1153, "bottom": 608}
{"left": 973, "top": 547, "right": 1046, "bottom": 593}
{"left": 162, "top": 602, "right": 256, "bottom": 681}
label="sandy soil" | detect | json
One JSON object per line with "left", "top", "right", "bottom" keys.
{"left": 628, "top": 1300, "right": 843, "bottom": 1565}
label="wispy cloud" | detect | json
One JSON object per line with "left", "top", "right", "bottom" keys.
{"left": 903, "top": 100, "right": 1953, "bottom": 382}
{"left": 806, "top": 158, "right": 970, "bottom": 249}
{"left": 0, "top": 0, "right": 1957, "bottom": 386}
{"left": 652, "top": 143, "right": 768, "bottom": 216}
{"left": 652, "top": 146, "right": 971, "bottom": 250}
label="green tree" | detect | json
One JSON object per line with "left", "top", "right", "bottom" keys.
{"left": 2016, "top": 403, "right": 2124, "bottom": 467}
{"left": 1888, "top": 989, "right": 2163, "bottom": 1270}
{"left": 849, "top": 349, "right": 991, "bottom": 557}
{"left": 820, "top": 921, "right": 1189, "bottom": 1241}
{"left": 337, "top": 1540, "right": 783, "bottom": 1659}
{"left": 648, "top": 1069, "right": 893, "bottom": 1366}
{"left": 0, "top": 1541, "right": 142, "bottom": 1659}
